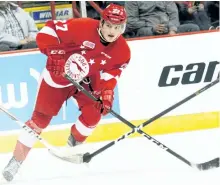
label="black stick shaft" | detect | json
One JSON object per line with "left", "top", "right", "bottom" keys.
{"left": 65, "top": 74, "right": 219, "bottom": 164}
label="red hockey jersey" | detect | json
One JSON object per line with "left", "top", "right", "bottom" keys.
{"left": 36, "top": 18, "right": 131, "bottom": 91}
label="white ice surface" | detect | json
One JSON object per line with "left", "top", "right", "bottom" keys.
{"left": 0, "top": 128, "right": 220, "bottom": 185}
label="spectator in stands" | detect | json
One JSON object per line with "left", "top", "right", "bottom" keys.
{"left": 125, "top": 1, "right": 200, "bottom": 37}
{"left": 0, "top": 2, "right": 38, "bottom": 52}
{"left": 204, "top": 1, "right": 219, "bottom": 29}
{"left": 176, "top": 1, "right": 211, "bottom": 31}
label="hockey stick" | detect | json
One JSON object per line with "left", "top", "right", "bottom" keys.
{"left": 0, "top": 105, "right": 83, "bottom": 163}
{"left": 62, "top": 73, "right": 220, "bottom": 170}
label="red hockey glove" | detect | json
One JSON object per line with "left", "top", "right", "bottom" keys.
{"left": 46, "top": 47, "right": 66, "bottom": 76}
{"left": 96, "top": 90, "right": 114, "bottom": 116}
{"left": 45, "top": 44, "right": 81, "bottom": 76}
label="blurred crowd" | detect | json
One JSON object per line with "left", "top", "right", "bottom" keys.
{"left": 124, "top": 1, "right": 219, "bottom": 38}
{"left": 0, "top": 1, "right": 219, "bottom": 52}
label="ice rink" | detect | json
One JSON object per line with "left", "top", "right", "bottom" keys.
{"left": 0, "top": 128, "right": 219, "bottom": 185}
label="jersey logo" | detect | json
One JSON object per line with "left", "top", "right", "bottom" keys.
{"left": 50, "top": 50, "right": 65, "bottom": 55}
{"left": 64, "top": 53, "right": 89, "bottom": 82}
{"left": 72, "top": 61, "right": 84, "bottom": 72}
{"left": 83, "top": 41, "right": 95, "bottom": 49}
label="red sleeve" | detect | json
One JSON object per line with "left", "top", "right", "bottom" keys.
{"left": 100, "top": 60, "right": 130, "bottom": 90}
{"left": 36, "top": 18, "right": 95, "bottom": 55}
{"left": 36, "top": 19, "right": 79, "bottom": 55}
{"left": 36, "top": 20, "right": 61, "bottom": 54}
{"left": 100, "top": 39, "right": 131, "bottom": 91}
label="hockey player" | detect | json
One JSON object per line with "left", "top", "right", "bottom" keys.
{"left": 2, "top": 3, "right": 130, "bottom": 182}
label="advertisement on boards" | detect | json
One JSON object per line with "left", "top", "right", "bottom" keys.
{"left": 24, "top": 4, "right": 73, "bottom": 29}
{"left": 119, "top": 32, "right": 220, "bottom": 120}
{"left": 32, "top": 7, "right": 73, "bottom": 23}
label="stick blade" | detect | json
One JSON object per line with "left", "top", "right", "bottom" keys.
{"left": 196, "top": 157, "right": 220, "bottom": 171}
{"left": 48, "top": 143, "right": 95, "bottom": 164}
{"left": 48, "top": 147, "right": 84, "bottom": 164}
{"left": 50, "top": 151, "right": 84, "bottom": 164}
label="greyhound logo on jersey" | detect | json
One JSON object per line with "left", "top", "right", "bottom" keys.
{"left": 65, "top": 53, "right": 89, "bottom": 82}
{"left": 83, "top": 41, "right": 95, "bottom": 49}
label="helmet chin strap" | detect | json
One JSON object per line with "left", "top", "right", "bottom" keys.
{"left": 97, "top": 28, "right": 109, "bottom": 43}
{"left": 97, "top": 27, "right": 121, "bottom": 43}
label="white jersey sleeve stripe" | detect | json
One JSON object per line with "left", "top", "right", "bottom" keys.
{"left": 100, "top": 72, "right": 119, "bottom": 81}
{"left": 42, "top": 68, "right": 73, "bottom": 88}
{"left": 39, "top": 26, "right": 59, "bottom": 39}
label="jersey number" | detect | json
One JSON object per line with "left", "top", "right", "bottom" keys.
{"left": 112, "top": 8, "right": 120, "bottom": 14}
{"left": 54, "top": 20, "right": 68, "bottom": 31}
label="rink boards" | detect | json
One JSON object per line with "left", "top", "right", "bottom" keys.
{"left": 0, "top": 31, "right": 219, "bottom": 152}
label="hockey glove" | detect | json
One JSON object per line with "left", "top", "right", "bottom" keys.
{"left": 45, "top": 44, "right": 81, "bottom": 76}
{"left": 46, "top": 47, "right": 66, "bottom": 76}
{"left": 96, "top": 90, "right": 114, "bottom": 116}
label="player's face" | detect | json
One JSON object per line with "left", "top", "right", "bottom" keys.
{"left": 100, "top": 21, "right": 124, "bottom": 42}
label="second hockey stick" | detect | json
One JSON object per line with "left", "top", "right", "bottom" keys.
{"left": 0, "top": 105, "right": 83, "bottom": 163}
{"left": 62, "top": 73, "right": 220, "bottom": 170}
